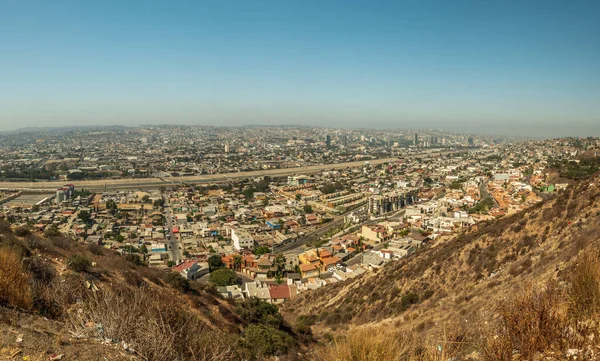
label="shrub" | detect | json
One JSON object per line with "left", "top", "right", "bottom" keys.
{"left": 124, "top": 253, "right": 146, "bottom": 266}
{"left": 68, "top": 284, "right": 240, "bottom": 361}
{"left": 162, "top": 272, "right": 190, "bottom": 293}
{"left": 14, "top": 226, "right": 31, "bottom": 237}
{"left": 422, "top": 289, "right": 435, "bottom": 300}
{"left": 235, "top": 297, "right": 286, "bottom": 329}
{"left": 1, "top": 236, "right": 31, "bottom": 257}
{"left": 51, "top": 236, "right": 72, "bottom": 250}
{"left": 43, "top": 226, "right": 60, "bottom": 238}
{"left": 401, "top": 292, "right": 420, "bottom": 310}
{"left": 242, "top": 324, "right": 293, "bottom": 359}
{"left": 0, "top": 247, "right": 32, "bottom": 309}
{"left": 88, "top": 243, "right": 104, "bottom": 255}
{"left": 483, "top": 284, "right": 565, "bottom": 360}
{"left": 25, "top": 256, "right": 56, "bottom": 283}
{"left": 68, "top": 254, "right": 92, "bottom": 273}
{"left": 122, "top": 270, "right": 146, "bottom": 288}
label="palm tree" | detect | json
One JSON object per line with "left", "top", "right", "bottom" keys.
{"left": 271, "top": 254, "right": 286, "bottom": 282}
{"left": 233, "top": 254, "right": 243, "bottom": 271}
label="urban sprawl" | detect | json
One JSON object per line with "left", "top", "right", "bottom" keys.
{"left": 1, "top": 125, "right": 597, "bottom": 303}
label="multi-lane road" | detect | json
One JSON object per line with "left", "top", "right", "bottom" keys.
{"left": 0, "top": 151, "right": 456, "bottom": 192}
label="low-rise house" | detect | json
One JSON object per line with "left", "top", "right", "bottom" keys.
{"left": 171, "top": 260, "right": 208, "bottom": 280}
{"left": 218, "top": 285, "right": 245, "bottom": 299}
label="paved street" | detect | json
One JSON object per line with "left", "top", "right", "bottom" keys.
{"left": 479, "top": 179, "right": 499, "bottom": 207}
{"left": 163, "top": 195, "right": 182, "bottom": 263}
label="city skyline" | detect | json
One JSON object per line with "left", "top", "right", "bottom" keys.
{"left": 1, "top": 0, "right": 599, "bottom": 136}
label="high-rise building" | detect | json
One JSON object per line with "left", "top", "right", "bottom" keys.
{"left": 468, "top": 137, "right": 474, "bottom": 146}
{"left": 414, "top": 133, "right": 418, "bottom": 145}
{"left": 367, "top": 190, "right": 418, "bottom": 215}
{"left": 326, "top": 135, "right": 331, "bottom": 148}
{"left": 224, "top": 142, "right": 230, "bottom": 153}
{"left": 56, "top": 188, "right": 66, "bottom": 204}
{"left": 342, "top": 135, "right": 348, "bottom": 147}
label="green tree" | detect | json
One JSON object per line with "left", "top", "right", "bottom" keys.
{"left": 78, "top": 210, "right": 91, "bottom": 224}
{"left": 303, "top": 205, "right": 313, "bottom": 214}
{"left": 295, "top": 193, "right": 302, "bottom": 201}
{"left": 208, "top": 254, "right": 224, "bottom": 271}
{"left": 253, "top": 246, "right": 271, "bottom": 256}
{"left": 209, "top": 268, "right": 237, "bottom": 286}
{"left": 105, "top": 199, "right": 118, "bottom": 215}
{"left": 273, "top": 254, "right": 286, "bottom": 280}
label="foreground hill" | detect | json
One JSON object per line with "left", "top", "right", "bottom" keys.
{"left": 284, "top": 173, "right": 600, "bottom": 360}
{"left": 0, "top": 223, "right": 302, "bottom": 361}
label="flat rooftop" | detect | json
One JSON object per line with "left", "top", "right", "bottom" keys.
{"left": 4, "top": 193, "right": 54, "bottom": 207}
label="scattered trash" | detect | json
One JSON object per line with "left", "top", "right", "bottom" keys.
{"left": 16, "top": 334, "right": 24, "bottom": 343}
{"left": 49, "top": 354, "right": 64, "bottom": 360}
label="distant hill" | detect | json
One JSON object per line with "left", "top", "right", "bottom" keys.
{"left": 284, "top": 172, "right": 600, "bottom": 360}
{"left": 0, "top": 125, "right": 131, "bottom": 134}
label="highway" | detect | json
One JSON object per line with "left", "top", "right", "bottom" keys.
{"left": 0, "top": 151, "right": 456, "bottom": 192}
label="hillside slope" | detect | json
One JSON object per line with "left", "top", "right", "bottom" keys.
{"left": 0, "top": 223, "right": 302, "bottom": 361}
{"left": 284, "top": 174, "right": 600, "bottom": 358}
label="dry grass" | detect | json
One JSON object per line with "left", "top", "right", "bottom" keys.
{"left": 311, "top": 328, "right": 464, "bottom": 361}
{"left": 0, "top": 247, "right": 32, "bottom": 310}
{"left": 313, "top": 250, "right": 600, "bottom": 361}
{"left": 68, "top": 284, "right": 240, "bottom": 361}
{"left": 482, "top": 283, "right": 567, "bottom": 360}
{"left": 569, "top": 251, "right": 600, "bottom": 319}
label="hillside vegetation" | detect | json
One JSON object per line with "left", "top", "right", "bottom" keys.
{"left": 0, "top": 222, "right": 302, "bottom": 361}
{"left": 284, "top": 173, "right": 600, "bottom": 360}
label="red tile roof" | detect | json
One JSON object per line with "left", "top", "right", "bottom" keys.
{"left": 269, "top": 285, "right": 291, "bottom": 299}
{"left": 172, "top": 260, "right": 197, "bottom": 273}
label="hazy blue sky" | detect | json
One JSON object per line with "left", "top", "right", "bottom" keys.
{"left": 1, "top": 0, "right": 599, "bottom": 136}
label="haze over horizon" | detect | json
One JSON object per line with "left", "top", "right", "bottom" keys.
{"left": 1, "top": 0, "right": 599, "bottom": 137}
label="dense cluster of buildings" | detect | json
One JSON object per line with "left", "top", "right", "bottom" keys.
{"left": 2, "top": 127, "right": 598, "bottom": 304}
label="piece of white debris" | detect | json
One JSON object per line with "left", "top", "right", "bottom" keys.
{"left": 566, "top": 349, "right": 580, "bottom": 358}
